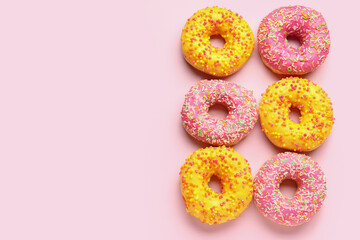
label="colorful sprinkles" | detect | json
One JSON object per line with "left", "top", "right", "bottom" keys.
{"left": 257, "top": 5, "right": 330, "bottom": 75}
{"left": 253, "top": 152, "right": 327, "bottom": 226}
{"left": 181, "top": 6, "right": 255, "bottom": 77}
{"left": 181, "top": 80, "right": 258, "bottom": 146}
{"left": 259, "top": 77, "right": 334, "bottom": 152}
{"left": 180, "top": 146, "right": 253, "bottom": 225}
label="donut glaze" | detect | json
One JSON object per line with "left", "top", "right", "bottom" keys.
{"left": 253, "top": 152, "right": 327, "bottom": 226}
{"left": 259, "top": 77, "right": 334, "bottom": 152}
{"left": 180, "top": 146, "right": 253, "bottom": 225}
{"left": 181, "top": 6, "right": 255, "bottom": 77}
{"left": 181, "top": 80, "right": 258, "bottom": 146}
{"left": 258, "top": 5, "right": 330, "bottom": 75}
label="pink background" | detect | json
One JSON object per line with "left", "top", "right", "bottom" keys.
{"left": 0, "top": 0, "right": 358, "bottom": 239}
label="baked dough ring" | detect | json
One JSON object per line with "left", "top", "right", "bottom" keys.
{"left": 257, "top": 5, "right": 330, "bottom": 75}
{"left": 253, "top": 152, "right": 327, "bottom": 226}
{"left": 259, "top": 77, "right": 334, "bottom": 152}
{"left": 181, "top": 80, "right": 258, "bottom": 146}
{"left": 180, "top": 146, "right": 253, "bottom": 225}
{"left": 181, "top": 6, "right": 255, "bottom": 77}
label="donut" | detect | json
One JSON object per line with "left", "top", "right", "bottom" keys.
{"left": 181, "top": 80, "right": 258, "bottom": 146}
{"left": 181, "top": 6, "right": 255, "bottom": 77}
{"left": 180, "top": 146, "right": 253, "bottom": 225}
{"left": 253, "top": 152, "right": 327, "bottom": 226}
{"left": 259, "top": 77, "right": 334, "bottom": 152}
{"left": 257, "top": 5, "right": 330, "bottom": 75}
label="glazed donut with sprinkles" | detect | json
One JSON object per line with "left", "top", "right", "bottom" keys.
{"left": 181, "top": 6, "right": 255, "bottom": 77}
{"left": 253, "top": 152, "right": 327, "bottom": 226}
{"left": 257, "top": 5, "right": 330, "bottom": 75}
{"left": 180, "top": 146, "right": 253, "bottom": 225}
{"left": 259, "top": 77, "right": 334, "bottom": 152}
{"left": 181, "top": 80, "right": 258, "bottom": 146}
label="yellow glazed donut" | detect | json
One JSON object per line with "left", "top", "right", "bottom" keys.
{"left": 259, "top": 77, "right": 334, "bottom": 152}
{"left": 179, "top": 146, "right": 253, "bottom": 225}
{"left": 181, "top": 6, "right": 255, "bottom": 77}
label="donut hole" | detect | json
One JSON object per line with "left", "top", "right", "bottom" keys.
{"left": 208, "top": 103, "right": 228, "bottom": 120}
{"left": 208, "top": 174, "right": 222, "bottom": 193}
{"left": 280, "top": 179, "right": 298, "bottom": 198}
{"left": 286, "top": 35, "right": 302, "bottom": 48}
{"left": 289, "top": 106, "right": 301, "bottom": 124}
{"left": 210, "top": 35, "right": 226, "bottom": 48}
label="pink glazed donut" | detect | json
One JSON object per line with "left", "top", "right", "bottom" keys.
{"left": 181, "top": 80, "right": 258, "bottom": 146}
{"left": 257, "top": 5, "right": 330, "bottom": 75}
{"left": 253, "top": 152, "right": 326, "bottom": 226}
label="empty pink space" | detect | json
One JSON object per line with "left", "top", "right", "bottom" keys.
{"left": 0, "top": 0, "right": 358, "bottom": 239}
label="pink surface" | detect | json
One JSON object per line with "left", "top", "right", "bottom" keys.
{"left": 0, "top": 0, "right": 358, "bottom": 239}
